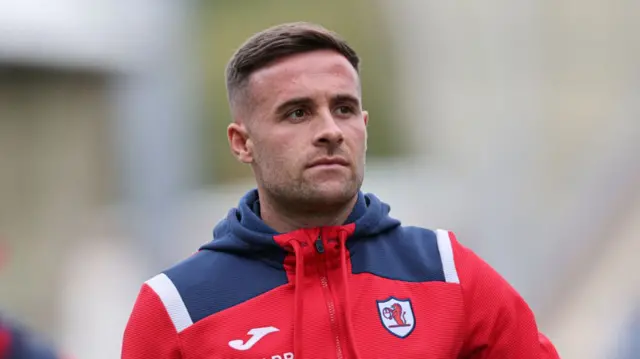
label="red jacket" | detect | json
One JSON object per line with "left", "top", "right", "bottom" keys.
{"left": 122, "top": 190, "right": 560, "bottom": 358}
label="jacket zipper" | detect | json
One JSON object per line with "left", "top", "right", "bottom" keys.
{"left": 315, "top": 235, "right": 344, "bottom": 359}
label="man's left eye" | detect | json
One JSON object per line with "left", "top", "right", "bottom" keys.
{"left": 335, "top": 106, "right": 353, "bottom": 115}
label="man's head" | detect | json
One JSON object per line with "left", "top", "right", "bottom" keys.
{"left": 226, "top": 22, "right": 368, "bottom": 214}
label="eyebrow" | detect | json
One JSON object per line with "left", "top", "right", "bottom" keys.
{"left": 331, "top": 94, "right": 361, "bottom": 108}
{"left": 274, "top": 94, "right": 361, "bottom": 115}
{"left": 274, "top": 97, "right": 314, "bottom": 115}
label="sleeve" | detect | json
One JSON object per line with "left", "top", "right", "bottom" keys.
{"left": 447, "top": 231, "right": 561, "bottom": 359}
{"left": 121, "top": 283, "right": 183, "bottom": 359}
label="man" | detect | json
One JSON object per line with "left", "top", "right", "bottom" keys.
{"left": 122, "top": 22, "right": 560, "bottom": 358}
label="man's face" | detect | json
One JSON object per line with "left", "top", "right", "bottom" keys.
{"left": 228, "top": 50, "right": 368, "bottom": 209}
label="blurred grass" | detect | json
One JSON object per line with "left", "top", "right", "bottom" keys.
{"left": 197, "top": 0, "right": 408, "bottom": 184}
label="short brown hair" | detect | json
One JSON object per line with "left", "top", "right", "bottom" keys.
{"left": 225, "top": 22, "right": 360, "bottom": 115}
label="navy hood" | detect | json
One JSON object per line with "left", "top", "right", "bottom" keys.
{"left": 200, "top": 189, "right": 401, "bottom": 255}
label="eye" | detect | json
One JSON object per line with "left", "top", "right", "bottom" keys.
{"left": 286, "top": 109, "right": 308, "bottom": 122}
{"left": 334, "top": 105, "right": 355, "bottom": 117}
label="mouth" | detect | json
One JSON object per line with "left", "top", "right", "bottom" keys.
{"left": 307, "top": 157, "right": 349, "bottom": 168}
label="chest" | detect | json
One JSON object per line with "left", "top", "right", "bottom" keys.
{"left": 177, "top": 275, "right": 466, "bottom": 359}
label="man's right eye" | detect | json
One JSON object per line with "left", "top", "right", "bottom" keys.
{"left": 286, "top": 109, "right": 307, "bottom": 121}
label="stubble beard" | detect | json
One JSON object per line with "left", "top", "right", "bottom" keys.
{"left": 259, "top": 166, "right": 363, "bottom": 217}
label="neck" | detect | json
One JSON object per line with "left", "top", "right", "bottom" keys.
{"left": 258, "top": 190, "right": 358, "bottom": 233}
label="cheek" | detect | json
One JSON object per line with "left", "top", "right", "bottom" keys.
{"left": 254, "top": 138, "right": 299, "bottom": 169}
{"left": 346, "top": 123, "right": 368, "bottom": 150}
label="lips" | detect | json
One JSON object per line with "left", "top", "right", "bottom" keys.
{"left": 307, "top": 157, "right": 349, "bottom": 168}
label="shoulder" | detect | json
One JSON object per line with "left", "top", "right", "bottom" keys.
{"left": 353, "top": 226, "right": 460, "bottom": 284}
{"left": 140, "top": 245, "right": 288, "bottom": 332}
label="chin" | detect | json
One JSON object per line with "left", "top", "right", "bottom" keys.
{"left": 309, "top": 181, "right": 358, "bottom": 203}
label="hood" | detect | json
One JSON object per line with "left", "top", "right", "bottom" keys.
{"left": 200, "top": 188, "right": 401, "bottom": 256}
{"left": 199, "top": 188, "right": 401, "bottom": 359}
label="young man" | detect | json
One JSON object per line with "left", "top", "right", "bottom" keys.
{"left": 122, "top": 22, "right": 560, "bottom": 358}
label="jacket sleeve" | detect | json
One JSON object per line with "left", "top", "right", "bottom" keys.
{"left": 122, "top": 283, "right": 182, "bottom": 359}
{"left": 447, "top": 231, "right": 561, "bottom": 358}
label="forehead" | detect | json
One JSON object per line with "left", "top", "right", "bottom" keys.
{"left": 248, "top": 50, "right": 361, "bottom": 106}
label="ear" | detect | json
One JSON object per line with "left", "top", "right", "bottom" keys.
{"left": 227, "top": 121, "right": 253, "bottom": 164}
{"left": 362, "top": 110, "right": 369, "bottom": 151}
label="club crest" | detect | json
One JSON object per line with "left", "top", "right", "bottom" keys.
{"left": 376, "top": 296, "right": 416, "bottom": 338}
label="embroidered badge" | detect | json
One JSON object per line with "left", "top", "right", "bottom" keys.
{"left": 376, "top": 296, "right": 416, "bottom": 338}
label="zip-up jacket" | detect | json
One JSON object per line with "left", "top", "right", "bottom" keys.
{"left": 122, "top": 189, "right": 560, "bottom": 358}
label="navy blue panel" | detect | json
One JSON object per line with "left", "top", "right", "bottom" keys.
{"left": 350, "top": 227, "right": 445, "bottom": 282}
{"left": 165, "top": 243, "right": 289, "bottom": 324}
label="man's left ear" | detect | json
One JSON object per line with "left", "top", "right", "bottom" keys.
{"left": 363, "top": 110, "right": 369, "bottom": 126}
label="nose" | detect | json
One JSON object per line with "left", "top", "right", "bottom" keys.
{"left": 313, "top": 110, "right": 344, "bottom": 148}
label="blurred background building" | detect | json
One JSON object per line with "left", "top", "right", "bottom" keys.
{"left": 0, "top": 0, "right": 639, "bottom": 358}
